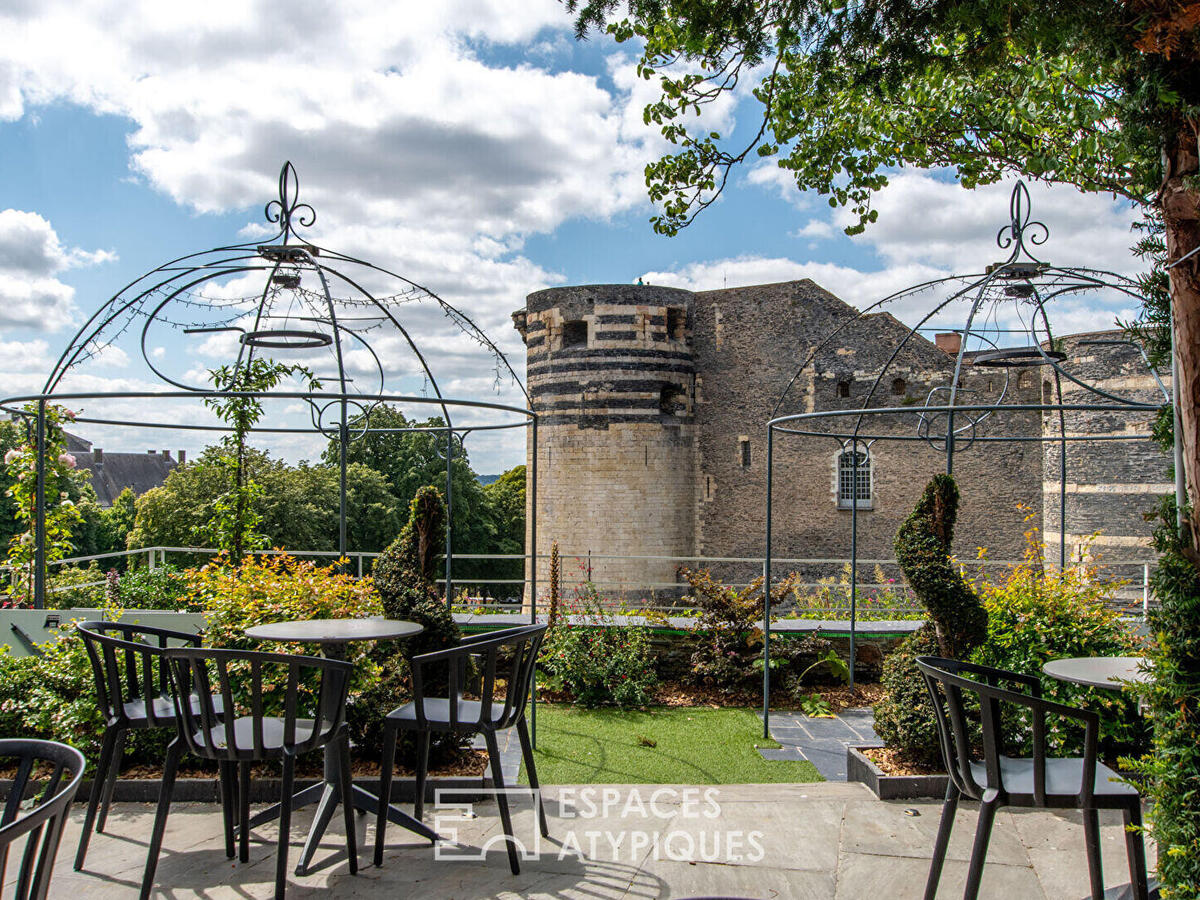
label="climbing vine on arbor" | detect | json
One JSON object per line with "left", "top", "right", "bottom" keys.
{"left": 201, "top": 360, "right": 320, "bottom": 561}
{"left": 3, "top": 403, "right": 86, "bottom": 604}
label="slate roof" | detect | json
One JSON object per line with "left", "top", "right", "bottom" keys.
{"left": 64, "top": 433, "right": 180, "bottom": 507}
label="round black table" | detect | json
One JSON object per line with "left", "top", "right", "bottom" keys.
{"left": 1043, "top": 655, "right": 1157, "bottom": 900}
{"left": 243, "top": 617, "right": 433, "bottom": 874}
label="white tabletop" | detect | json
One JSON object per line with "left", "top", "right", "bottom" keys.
{"left": 1042, "top": 656, "right": 1150, "bottom": 690}
{"left": 244, "top": 617, "right": 423, "bottom": 645}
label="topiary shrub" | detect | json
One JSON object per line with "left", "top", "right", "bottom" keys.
{"left": 875, "top": 475, "right": 987, "bottom": 764}
{"left": 892, "top": 474, "right": 987, "bottom": 658}
{"left": 372, "top": 485, "right": 460, "bottom": 658}
{"left": 872, "top": 625, "right": 944, "bottom": 765}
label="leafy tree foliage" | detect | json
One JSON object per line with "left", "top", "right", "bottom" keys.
{"left": 1130, "top": 505, "right": 1200, "bottom": 897}
{"left": 481, "top": 465, "right": 526, "bottom": 596}
{"left": 128, "top": 447, "right": 403, "bottom": 561}
{"left": 2, "top": 404, "right": 86, "bottom": 601}
{"left": 203, "top": 360, "right": 320, "bottom": 559}
{"left": 323, "top": 405, "right": 518, "bottom": 594}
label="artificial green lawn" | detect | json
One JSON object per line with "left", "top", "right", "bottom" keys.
{"left": 518, "top": 705, "right": 824, "bottom": 785}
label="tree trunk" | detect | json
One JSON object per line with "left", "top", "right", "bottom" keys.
{"left": 1160, "top": 124, "right": 1200, "bottom": 562}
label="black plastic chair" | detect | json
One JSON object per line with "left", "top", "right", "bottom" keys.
{"left": 375, "top": 624, "right": 549, "bottom": 874}
{"left": 139, "top": 647, "right": 356, "bottom": 900}
{"left": 0, "top": 738, "right": 85, "bottom": 900}
{"left": 74, "top": 620, "right": 225, "bottom": 871}
{"left": 915, "top": 656, "right": 1149, "bottom": 900}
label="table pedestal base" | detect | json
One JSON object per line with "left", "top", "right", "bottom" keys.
{"left": 244, "top": 741, "right": 439, "bottom": 875}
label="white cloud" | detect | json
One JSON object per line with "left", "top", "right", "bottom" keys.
{"left": 642, "top": 173, "right": 1143, "bottom": 340}
{"left": 793, "top": 220, "right": 833, "bottom": 240}
{"left": 835, "top": 172, "right": 1140, "bottom": 275}
{"left": 0, "top": 209, "right": 114, "bottom": 329}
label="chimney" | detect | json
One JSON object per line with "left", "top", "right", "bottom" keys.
{"left": 148, "top": 450, "right": 156, "bottom": 455}
{"left": 935, "top": 332, "right": 962, "bottom": 355}
{"left": 94, "top": 448, "right": 103, "bottom": 466}
{"left": 162, "top": 450, "right": 170, "bottom": 459}
{"left": 178, "top": 450, "right": 186, "bottom": 464}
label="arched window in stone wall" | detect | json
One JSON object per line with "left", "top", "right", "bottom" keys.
{"left": 837, "top": 380, "right": 851, "bottom": 398}
{"left": 836, "top": 447, "right": 872, "bottom": 509}
{"left": 891, "top": 377, "right": 907, "bottom": 396}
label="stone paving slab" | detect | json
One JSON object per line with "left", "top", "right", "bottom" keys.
{"left": 37, "top": 781, "right": 1156, "bottom": 899}
{"left": 761, "top": 708, "right": 879, "bottom": 780}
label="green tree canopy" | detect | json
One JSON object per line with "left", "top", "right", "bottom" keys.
{"left": 321, "top": 405, "right": 508, "bottom": 591}
{"left": 571, "top": 0, "right": 1161, "bottom": 234}
{"left": 128, "top": 447, "right": 403, "bottom": 560}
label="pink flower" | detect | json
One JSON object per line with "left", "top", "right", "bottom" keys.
{"left": 63, "top": 409, "right": 77, "bottom": 421}
{"left": 58, "top": 453, "right": 76, "bottom": 469}
{"left": 3, "top": 449, "right": 19, "bottom": 465}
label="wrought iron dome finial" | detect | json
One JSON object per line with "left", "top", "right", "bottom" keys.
{"left": 995, "top": 180, "right": 1049, "bottom": 264}
{"left": 264, "top": 161, "right": 316, "bottom": 239}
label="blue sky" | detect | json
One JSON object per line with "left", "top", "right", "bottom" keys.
{"left": 0, "top": 0, "right": 1144, "bottom": 474}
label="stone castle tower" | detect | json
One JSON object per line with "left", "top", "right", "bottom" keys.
{"left": 513, "top": 284, "right": 698, "bottom": 595}
{"left": 513, "top": 280, "right": 1168, "bottom": 600}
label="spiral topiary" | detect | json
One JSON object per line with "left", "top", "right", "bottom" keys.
{"left": 874, "top": 474, "right": 987, "bottom": 764}
{"left": 372, "top": 486, "right": 459, "bottom": 657}
{"left": 893, "top": 474, "right": 987, "bottom": 659}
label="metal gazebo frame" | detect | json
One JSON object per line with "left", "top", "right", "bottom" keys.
{"left": 759, "top": 182, "right": 1179, "bottom": 735}
{"left": 1, "top": 162, "right": 539, "bottom": 617}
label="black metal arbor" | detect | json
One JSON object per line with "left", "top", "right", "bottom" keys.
{"left": 2, "top": 162, "right": 537, "bottom": 610}
{"left": 760, "top": 182, "right": 1177, "bottom": 732}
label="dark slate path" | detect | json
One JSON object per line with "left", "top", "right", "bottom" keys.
{"left": 760, "top": 707, "right": 879, "bottom": 781}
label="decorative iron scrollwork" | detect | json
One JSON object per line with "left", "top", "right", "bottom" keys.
{"left": 995, "top": 180, "right": 1049, "bottom": 263}
{"left": 264, "top": 161, "right": 316, "bottom": 238}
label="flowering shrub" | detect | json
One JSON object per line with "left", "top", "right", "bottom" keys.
{"left": 184, "top": 553, "right": 400, "bottom": 753}
{"left": 540, "top": 581, "right": 656, "bottom": 708}
{"left": 973, "top": 534, "right": 1144, "bottom": 760}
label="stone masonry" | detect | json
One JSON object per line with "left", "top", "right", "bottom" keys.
{"left": 514, "top": 280, "right": 1169, "bottom": 598}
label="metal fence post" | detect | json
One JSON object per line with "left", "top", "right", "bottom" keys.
{"left": 1143, "top": 563, "right": 1150, "bottom": 618}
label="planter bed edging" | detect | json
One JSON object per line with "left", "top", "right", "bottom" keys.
{"left": 2, "top": 774, "right": 492, "bottom": 805}
{"left": 846, "top": 745, "right": 949, "bottom": 800}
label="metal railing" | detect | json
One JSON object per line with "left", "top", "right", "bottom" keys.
{"left": 23, "top": 546, "right": 1159, "bottom": 619}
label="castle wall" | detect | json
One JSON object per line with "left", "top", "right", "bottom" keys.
{"left": 688, "top": 281, "right": 1042, "bottom": 588}
{"left": 1041, "top": 332, "right": 1172, "bottom": 570}
{"left": 515, "top": 281, "right": 1161, "bottom": 606}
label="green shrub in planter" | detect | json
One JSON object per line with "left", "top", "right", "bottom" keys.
{"left": 0, "top": 617, "right": 170, "bottom": 767}
{"left": 872, "top": 625, "right": 944, "bottom": 765}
